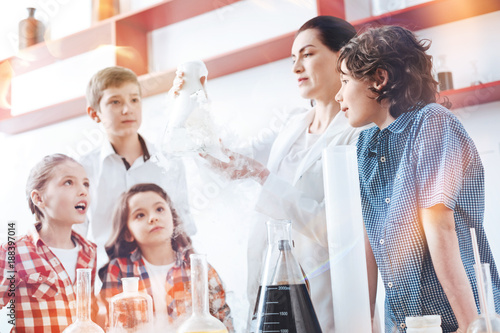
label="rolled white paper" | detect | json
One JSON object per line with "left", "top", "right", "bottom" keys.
{"left": 322, "top": 145, "right": 372, "bottom": 332}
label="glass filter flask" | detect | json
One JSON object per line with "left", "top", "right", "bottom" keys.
{"left": 177, "top": 254, "right": 228, "bottom": 333}
{"left": 467, "top": 263, "right": 500, "bottom": 333}
{"left": 250, "top": 220, "right": 322, "bottom": 333}
{"left": 109, "top": 277, "right": 153, "bottom": 332}
{"left": 62, "top": 268, "right": 104, "bottom": 333}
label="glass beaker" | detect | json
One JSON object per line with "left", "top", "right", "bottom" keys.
{"left": 467, "top": 264, "right": 500, "bottom": 333}
{"left": 177, "top": 254, "right": 228, "bottom": 333}
{"left": 109, "top": 277, "right": 153, "bottom": 332}
{"left": 62, "top": 269, "right": 104, "bottom": 332}
{"left": 250, "top": 220, "right": 322, "bottom": 333}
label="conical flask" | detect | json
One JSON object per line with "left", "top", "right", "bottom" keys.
{"left": 250, "top": 220, "right": 322, "bottom": 333}
{"left": 177, "top": 254, "right": 228, "bottom": 333}
{"left": 467, "top": 264, "right": 500, "bottom": 333}
{"left": 163, "top": 60, "right": 228, "bottom": 162}
{"left": 109, "top": 277, "right": 153, "bottom": 332}
{"left": 62, "top": 268, "right": 104, "bottom": 332}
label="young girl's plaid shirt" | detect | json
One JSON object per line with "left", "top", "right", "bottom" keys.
{"left": 0, "top": 223, "right": 98, "bottom": 332}
{"left": 99, "top": 249, "right": 234, "bottom": 332}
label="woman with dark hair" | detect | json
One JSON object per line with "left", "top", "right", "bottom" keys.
{"left": 184, "top": 16, "right": 365, "bottom": 331}
{"left": 98, "top": 183, "right": 234, "bottom": 331}
{"left": 335, "top": 25, "right": 500, "bottom": 332}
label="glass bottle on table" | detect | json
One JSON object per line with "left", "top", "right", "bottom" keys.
{"left": 109, "top": 277, "right": 153, "bottom": 332}
{"left": 467, "top": 263, "right": 500, "bottom": 333}
{"left": 250, "top": 219, "right": 322, "bottom": 333}
{"left": 177, "top": 254, "right": 228, "bottom": 333}
{"left": 62, "top": 269, "right": 104, "bottom": 333}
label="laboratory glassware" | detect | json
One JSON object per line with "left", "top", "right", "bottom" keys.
{"left": 177, "top": 254, "right": 228, "bottom": 333}
{"left": 250, "top": 219, "right": 322, "bottom": 333}
{"left": 109, "top": 277, "right": 153, "bottom": 332}
{"left": 62, "top": 268, "right": 104, "bottom": 333}
{"left": 467, "top": 263, "right": 500, "bottom": 333}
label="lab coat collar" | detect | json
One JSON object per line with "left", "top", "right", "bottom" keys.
{"left": 266, "top": 108, "right": 314, "bottom": 174}
{"left": 292, "top": 111, "right": 350, "bottom": 185}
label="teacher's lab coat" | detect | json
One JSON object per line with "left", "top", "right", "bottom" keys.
{"left": 248, "top": 107, "right": 363, "bottom": 332}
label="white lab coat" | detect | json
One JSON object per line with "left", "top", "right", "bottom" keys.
{"left": 247, "top": 107, "right": 363, "bottom": 332}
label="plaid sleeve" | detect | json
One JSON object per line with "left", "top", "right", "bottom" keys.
{"left": 207, "top": 264, "right": 234, "bottom": 333}
{"left": 0, "top": 243, "right": 14, "bottom": 308}
{"left": 98, "top": 259, "right": 124, "bottom": 319}
{"left": 413, "top": 110, "right": 475, "bottom": 210}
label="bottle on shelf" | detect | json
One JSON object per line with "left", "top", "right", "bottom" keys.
{"left": 470, "top": 60, "right": 483, "bottom": 86}
{"left": 62, "top": 269, "right": 104, "bottom": 333}
{"left": 109, "top": 277, "right": 153, "bottom": 332}
{"left": 467, "top": 263, "right": 500, "bottom": 333}
{"left": 371, "top": 0, "right": 406, "bottom": 16}
{"left": 18, "top": 7, "right": 45, "bottom": 49}
{"left": 91, "top": 0, "right": 120, "bottom": 22}
{"left": 177, "top": 254, "right": 228, "bottom": 333}
{"left": 436, "top": 54, "right": 454, "bottom": 91}
{"left": 250, "top": 219, "right": 322, "bottom": 333}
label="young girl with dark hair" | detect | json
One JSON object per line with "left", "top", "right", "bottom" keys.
{"left": 98, "top": 183, "right": 233, "bottom": 331}
{"left": 335, "top": 25, "right": 500, "bottom": 333}
{"left": 0, "top": 153, "right": 98, "bottom": 332}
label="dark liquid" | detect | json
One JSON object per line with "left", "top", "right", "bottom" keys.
{"left": 438, "top": 71, "right": 454, "bottom": 91}
{"left": 250, "top": 284, "right": 322, "bottom": 333}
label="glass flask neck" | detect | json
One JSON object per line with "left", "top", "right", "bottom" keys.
{"left": 475, "top": 264, "right": 497, "bottom": 318}
{"left": 191, "top": 254, "right": 209, "bottom": 316}
{"left": 266, "top": 220, "right": 293, "bottom": 246}
{"left": 75, "top": 268, "right": 92, "bottom": 321}
{"left": 265, "top": 220, "right": 306, "bottom": 285}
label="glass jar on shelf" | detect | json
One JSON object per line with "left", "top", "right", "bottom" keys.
{"left": 18, "top": 7, "right": 45, "bottom": 49}
{"left": 436, "top": 54, "right": 454, "bottom": 91}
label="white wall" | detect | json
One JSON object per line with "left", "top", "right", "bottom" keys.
{"left": 1, "top": 1, "right": 500, "bottom": 332}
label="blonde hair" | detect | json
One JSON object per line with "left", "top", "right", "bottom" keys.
{"left": 26, "top": 154, "right": 80, "bottom": 221}
{"left": 86, "top": 66, "right": 141, "bottom": 111}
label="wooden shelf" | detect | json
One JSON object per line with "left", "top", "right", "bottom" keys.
{"left": 0, "top": 32, "right": 296, "bottom": 135}
{"left": 440, "top": 80, "right": 500, "bottom": 110}
{"left": 349, "top": 0, "right": 500, "bottom": 31}
{"left": 1, "top": 0, "right": 499, "bottom": 134}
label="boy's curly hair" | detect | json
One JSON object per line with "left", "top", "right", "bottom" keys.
{"left": 338, "top": 25, "right": 450, "bottom": 118}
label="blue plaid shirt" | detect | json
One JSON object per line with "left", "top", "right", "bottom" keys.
{"left": 357, "top": 103, "right": 500, "bottom": 332}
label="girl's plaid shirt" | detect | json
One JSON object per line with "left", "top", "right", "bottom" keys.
{"left": 0, "top": 224, "right": 98, "bottom": 332}
{"left": 99, "top": 249, "right": 234, "bottom": 332}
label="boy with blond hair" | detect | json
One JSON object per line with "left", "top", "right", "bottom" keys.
{"left": 78, "top": 66, "right": 196, "bottom": 271}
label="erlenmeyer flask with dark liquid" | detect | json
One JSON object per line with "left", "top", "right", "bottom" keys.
{"left": 250, "top": 220, "right": 322, "bottom": 333}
